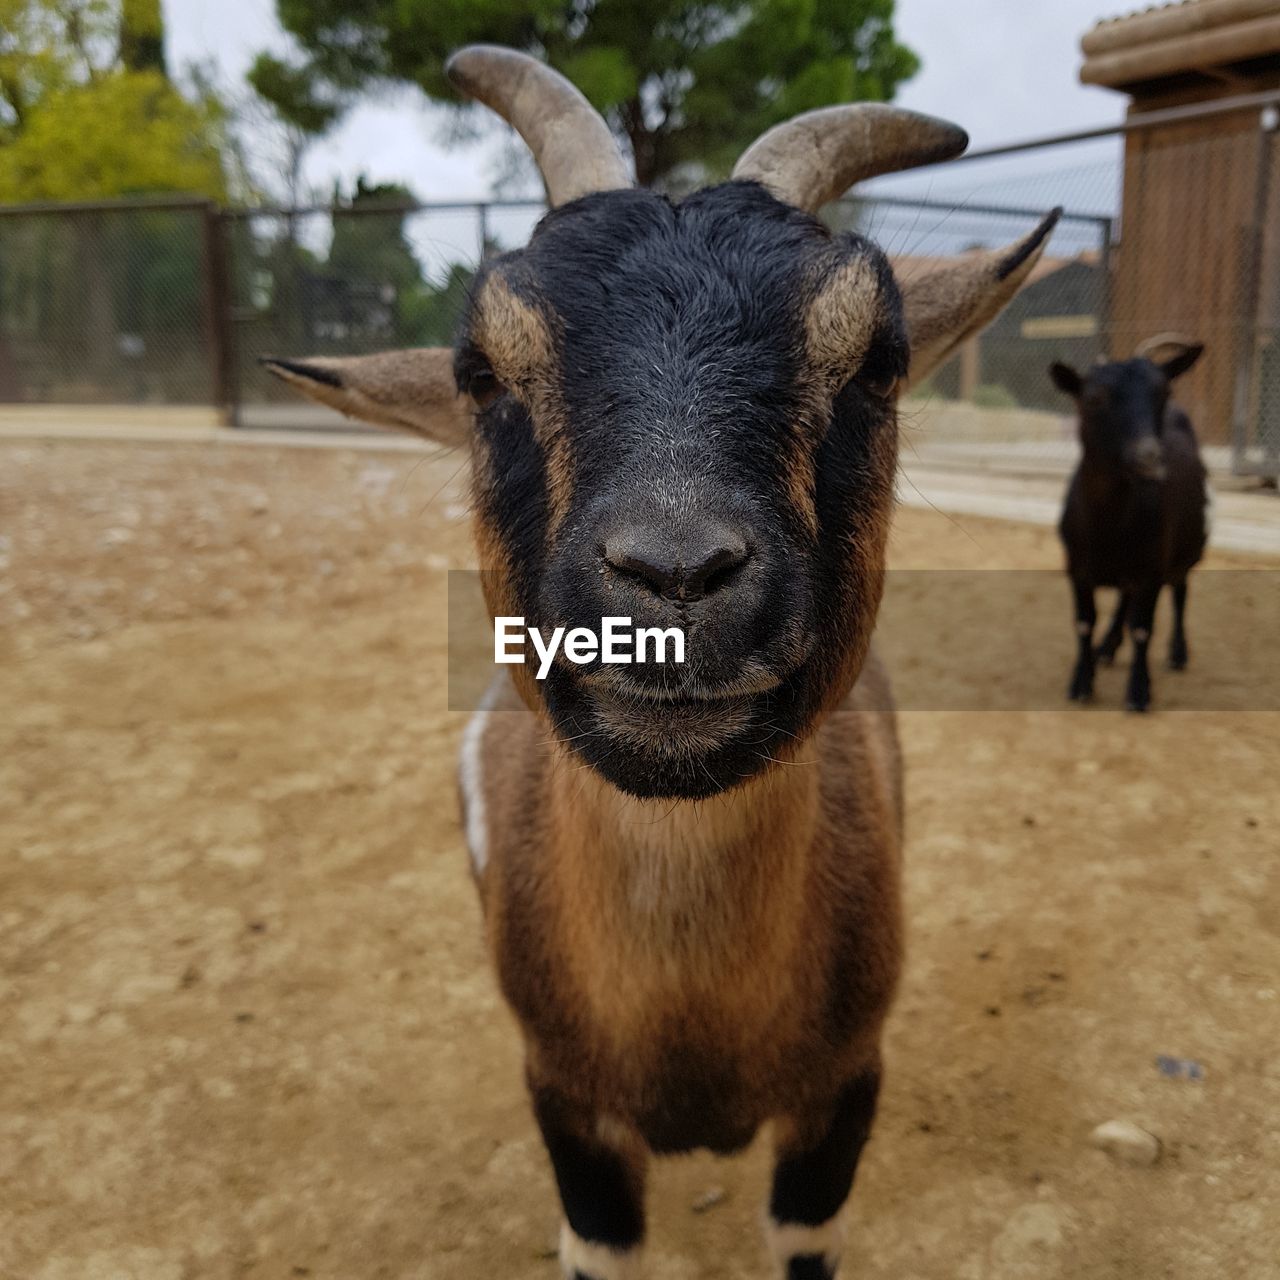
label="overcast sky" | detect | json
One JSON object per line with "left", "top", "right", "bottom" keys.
{"left": 165, "top": 0, "right": 1130, "bottom": 202}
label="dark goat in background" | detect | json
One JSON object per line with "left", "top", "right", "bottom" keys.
{"left": 1050, "top": 338, "right": 1208, "bottom": 711}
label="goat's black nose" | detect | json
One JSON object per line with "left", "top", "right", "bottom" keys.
{"left": 603, "top": 525, "right": 751, "bottom": 602}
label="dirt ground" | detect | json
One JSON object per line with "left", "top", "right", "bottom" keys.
{"left": 1, "top": 438, "right": 1277, "bottom": 1280}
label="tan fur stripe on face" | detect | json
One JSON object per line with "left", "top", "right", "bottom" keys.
{"left": 784, "top": 256, "right": 885, "bottom": 540}
{"left": 805, "top": 257, "right": 880, "bottom": 388}
{"left": 472, "top": 274, "right": 575, "bottom": 535}
{"left": 470, "top": 430, "right": 543, "bottom": 714}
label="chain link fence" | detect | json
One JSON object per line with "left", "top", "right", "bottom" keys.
{"left": 0, "top": 198, "right": 225, "bottom": 407}
{"left": 1, "top": 96, "right": 1277, "bottom": 479}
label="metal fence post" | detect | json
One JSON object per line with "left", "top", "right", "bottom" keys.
{"left": 200, "top": 203, "right": 240, "bottom": 426}
{"left": 1098, "top": 214, "right": 1116, "bottom": 358}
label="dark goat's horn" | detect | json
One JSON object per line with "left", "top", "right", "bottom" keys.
{"left": 445, "top": 44, "right": 632, "bottom": 207}
{"left": 732, "top": 103, "right": 968, "bottom": 212}
{"left": 1135, "top": 332, "right": 1200, "bottom": 364}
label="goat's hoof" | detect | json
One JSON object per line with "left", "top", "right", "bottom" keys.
{"left": 1125, "top": 695, "right": 1151, "bottom": 713}
{"left": 1068, "top": 677, "right": 1094, "bottom": 703}
{"left": 786, "top": 1255, "right": 838, "bottom": 1280}
{"left": 1093, "top": 646, "right": 1118, "bottom": 666}
{"left": 1167, "top": 650, "right": 1188, "bottom": 671}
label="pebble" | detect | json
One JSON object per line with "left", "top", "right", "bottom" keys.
{"left": 1090, "top": 1120, "right": 1161, "bottom": 1166}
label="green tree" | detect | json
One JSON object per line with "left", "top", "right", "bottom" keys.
{"left": 119, "top": 0, "right": 164, "bottom": 75}
{"left": 245, "top": 50, "right": 341, "bottom": 205}
{"left": 0, "top": 69, "right": 226, "bottom": 200}
{"left": 272, "top": 0, "right": 920, "bottom": 188}
{"left": 0, "top": 0, "right": 118, "bottom": 137}
{"left": 0, "top": 0, "right": 227, "bottom": 199}
{"left": 328, "top": 178, "right": 420, "bottom": 292}
{"left": 0, "top": 0, "right": 229, "bottom": 398}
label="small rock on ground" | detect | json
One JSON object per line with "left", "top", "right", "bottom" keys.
{"left": 1090, "top": 1120, "right": 1161, "bottom": 1166}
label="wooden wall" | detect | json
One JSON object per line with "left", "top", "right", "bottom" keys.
{"left": 1110, "top": 106, "right": 1270, "bottom": 442}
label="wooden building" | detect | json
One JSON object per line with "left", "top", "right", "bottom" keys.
{"left": 1081, "top": 0, "right": 1280, "bottom": 454}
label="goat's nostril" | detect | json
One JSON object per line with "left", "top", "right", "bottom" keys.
{"left": 607, "top": 546, "right": 681, "bottom": 596}
{"left": 685, "top": 543, "right": 749, "bottom": 597}
{"left": 603, "top": 529, "right": 750, "bottom": 601}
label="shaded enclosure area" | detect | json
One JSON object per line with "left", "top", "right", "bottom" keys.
{"left": 0, "top": 439, "right": 1277, "bottom": 1280}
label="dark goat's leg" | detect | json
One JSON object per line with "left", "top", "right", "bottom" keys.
{"left": 1168, "top": 580, "right": 1189, "bottom": 670}
{"left": 1068, "top": 577, "right": 1097, "bottom": 702}
{"left": 530, "top": 1084, "right": 646, "bottom": 1280}
{"left": 767, "top": 1063, "right": 881, "bottom": 1279}
{"left": 1125, "top": 583, "right": 1162, "bottom": 712}
{"left": 1095, "top": 591, "right": 1129, "bottom": 665}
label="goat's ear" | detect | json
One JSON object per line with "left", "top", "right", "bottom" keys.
{"left": 1156, "top": 343, "right": 1204, "bottom": 383}
{"left": 900, "top": 209, "right": 1062, "bottom": 390}
{"left": 261, "top": 348, "right": 471, "bottom": 447}
{"left": 1049, "top": 361, "right": 1083, "bottom": 397}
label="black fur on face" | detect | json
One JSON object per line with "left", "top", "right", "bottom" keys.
{"left": 457, "top": 182, "right": 906, "bottom": 799}
{"left": 1050, "top": 352, "right": 1200, "bottom": 481}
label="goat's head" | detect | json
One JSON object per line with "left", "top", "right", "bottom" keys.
{"left": 269, "top": 45, "right": 1059, "bottom": 800}
{"left": 1051, "top": 336, "right": 1203, "bottom": 482}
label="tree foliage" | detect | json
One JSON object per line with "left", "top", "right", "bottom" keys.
{"left": 0, "top": 0, "right": 226, "bottom": 200}
{"left": 242, "top": 51, "right": 343, "bottom": 205}
{"left": 247, "top": 51, "right": 341, "bottom": 139}
{"left": 272, "top": 0, "right": 921, "bottom": 187}
{"left": 0, "top": 0, "right": 117, "bottom": 134}
{"left": 0, "top": 70, "right": 226, "bottom": 200}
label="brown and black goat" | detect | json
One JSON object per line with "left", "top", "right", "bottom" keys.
{"left": 268, "top": 45, "right": 1058, "bottom": 1280}
{"left": 1051, "top": 337, "right": 1208, "bottom": 712}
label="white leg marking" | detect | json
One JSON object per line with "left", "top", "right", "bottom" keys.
{"left": 459, "top": 679, "right": 502, "bottom": 874}
{"left": 1132, "top": 628, "right": 1150, "bottom": 643}
{"left": 559, "top": 1221, "right": 642, "bottom": 1280}
{"left": 766, "top": 1214, "right": 845, "bottom": 1275}
{"left": 1076, "top": 621, "right": 1092, "bottom": 636}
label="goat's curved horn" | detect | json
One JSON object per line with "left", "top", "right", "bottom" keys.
{"left": 445, "top": 44, "right": 632, "bottom": 207}
{"left": 732, "top": 104, "right": 968, "bottom": 212}
{"left": 1135, "top": 332, "right": 1200, "bottom": 364}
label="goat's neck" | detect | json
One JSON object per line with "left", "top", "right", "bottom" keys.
{"left": 553, "top": 747, "right": 816, "bottom": 857}
{"left": 545, "top": 741, "right": 820, "bottom": 924}
{"left": 1078, "top": 450, "right": 1130, "bottom": 499}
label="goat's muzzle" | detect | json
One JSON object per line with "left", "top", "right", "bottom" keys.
{"left": 1125, "top": 437, "right": 1167, "bottom": 483}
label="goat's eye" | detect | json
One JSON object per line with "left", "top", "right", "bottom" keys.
{"left": 855, "top": 344, "right": 904, "bottom": 400}
{"left": 467, "top": 367, "right": 505, "bottom": 409}
{"left": 861, "top": 372, "right": 899, "bottom": 400}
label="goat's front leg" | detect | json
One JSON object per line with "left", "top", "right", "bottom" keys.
{"left": 766, "top": 1062, "right": 881, "bottom": 1280}
{"left": 1068, "top": 577, "right": 1097, "bottom": 701}
{"left": 1125, "top": 583, "right": 1162, "bottom": 712}
{"left": 1168, "top": 580, "right": 1190, "bottom": 670}
{"left": 1095, "top": 590, "right": 1129, "bottom": 665}
{"left": 530, "top": 1082, "right": 646, "bottom": 1280}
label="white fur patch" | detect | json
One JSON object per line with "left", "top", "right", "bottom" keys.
{"left": 766, "top": 1214, "right": 845, "bottom": 1274}
{"left": 559, "top": 1222, "right": 642, "bottom": 1280}
{"left": 1132, "top": 628, "right": 1150, "bottom": 643}
{"left": 459, "top": 679, "right": 502, "bottom": 873}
